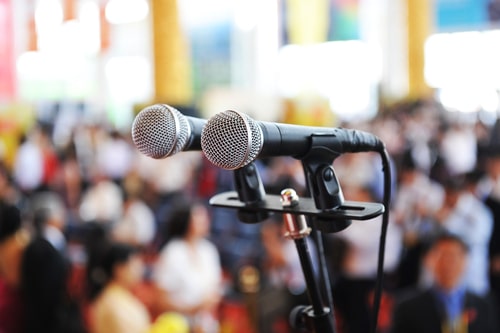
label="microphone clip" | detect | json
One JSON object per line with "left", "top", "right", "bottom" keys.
{"left": 233, "top": 162, "right": 270, "bottom": 223}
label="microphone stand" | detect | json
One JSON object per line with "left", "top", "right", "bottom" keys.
{"left": 209, "top": 189, "right": 383, "bottom": 333}
{"left": 209, "top": 148, "right": 385, "bottom": 333}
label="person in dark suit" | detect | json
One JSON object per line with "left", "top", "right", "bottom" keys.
{"left": 391, "top": 232, "right": 498, "bottom": 333}
{"left": 0, "top": 201, "right": 86, "bottom": 333}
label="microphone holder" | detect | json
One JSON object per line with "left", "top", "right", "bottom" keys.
{"left": 233, "top": 162, "right": 270, "bottom": 223}
{"left": 210, "top": 136, "right": 385, "bottom": 227}
{"left": 301, "top": 137, "right": 355, "bottom": 233}
{"left": 208, "top": 192, "right": 384, "bottom": 222}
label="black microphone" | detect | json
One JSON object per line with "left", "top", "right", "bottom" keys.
{"left": 131, "top": 104, "right": 205, "bottom": 159}
{"left": 201, "top": 110, "right": 385, "bottom": 170}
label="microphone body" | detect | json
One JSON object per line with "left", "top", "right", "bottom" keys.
{"left": 201, "top": 110, "right": 385, "bottom": 170}
{"left": 131, "top": 104, "right": 205, "bottom": 159}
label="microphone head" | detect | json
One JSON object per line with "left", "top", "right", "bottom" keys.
{"left": 201, "top": 110, "right": 263, "bottom": 170}
{"left": 131, "top": 104, "right": 190, "bottom": 159}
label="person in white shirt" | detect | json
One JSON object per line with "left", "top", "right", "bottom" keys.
{"left": 95, "top": 130, "right": 134, "bottom": 182}
{"left": 440, "top": 122, "right": 477, "bottom": 176}
{"left": 13, "top": 129, "right": 44, "bottom": 193}
{"left": 153, "top": 197, "right": 222, "bottom": 333}
{"left": 79, "top": 172, "right": 123, "bottom": 224}
{"left": 112, "top": 172, "right": 155, "bottom": 247}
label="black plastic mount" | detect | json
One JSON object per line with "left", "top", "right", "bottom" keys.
{"left": 209, "top": 191, "right": 384, "bottom": 221}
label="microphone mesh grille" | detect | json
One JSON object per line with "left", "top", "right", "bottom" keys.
{"left": 131, "top": 104, "right": 190, "bottom": 159}
{"left": 201, "top": 110, "right": 263, "bottom": 170}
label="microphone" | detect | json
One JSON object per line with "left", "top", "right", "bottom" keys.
{"left": 201, "top": 110, "right": 385, "bottom": 170}
{"left": 131, "top": 104, "right": 269, "bottom": 220}
{"left": 131, "top": 104, "right": 205, "bottom": 159}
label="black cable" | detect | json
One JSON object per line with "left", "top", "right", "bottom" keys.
{"left": 370, "top": 148, "right": 392, "bottom": 333}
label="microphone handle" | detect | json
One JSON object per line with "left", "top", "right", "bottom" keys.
{"left": 258, "top": 122, "right": 384, "bottom": 158}
{"left": 185, "top": 116, "right": 206, "bottom": 151}
{"left": 258, "top": 122, "right": 312, "bottom": 158}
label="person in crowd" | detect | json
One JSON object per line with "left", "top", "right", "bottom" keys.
{"left": 31, "top": 191, "right": 68, "bottom": 252}
{"left": 79, "top": 170, "right": 123, "bottom": 225}
{"left": 0, "top": 162, "right": 20, "bottom": 204}
{"left": 56, "top": 145, "right": 84, "bottom": 227}
{"left": 95, "top": 130, "right": 134, "bottom": 185}
{"left": 391, "top": 232, "right": 498, "bottom": 333}
{"left": 153, "top": 196, "right": 223, "bottom": 333}
{"left": 439, "top": 121, "right": 478, "bottom": 176}
{"left": 88, "top": 242, "right": 151, "bottom": 333}
{"left": 0, "top": 201, "right": 86, "bottom": 333}
{"left": 13, "top": 127, "right": 44, "bottom": 194}
{"left": 21, "top": 236, "right": 86, "bottom": 333}
{"left": 393, "top": 150, "right": 444, "bottom": 289}
{"left": 431, "top": 176, "right": 493, "bottom": 296}
{"left": 480, "top": 145, "right": 500, "bottom": 317}
{"left": 71, "top": 121, "right": 105, "bottom": 183}
{"left": 0, "top": 201, "right": 27, "bottom": 333}
{"left": 111, "top": 171, "right": 155, "bottom": 248}
{"left": 37, "top": 124, "right": 61, "bottom": 191}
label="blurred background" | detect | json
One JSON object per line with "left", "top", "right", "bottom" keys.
{"left": 3, "top": 0, "right": 500, "bottom": 132}
{"left": 2, "top": 1, "right": 500, "bottom": 333}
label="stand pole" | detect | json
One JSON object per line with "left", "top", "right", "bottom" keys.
{"left": 281, "top": 189, "right": 335, "bottom": 333}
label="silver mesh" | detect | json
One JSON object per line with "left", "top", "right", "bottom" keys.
{"left": 201, "top": 110, "right": 263, "bottom": 170}
{"left": 131, "top": 104, "right": 190, "bottom": 159}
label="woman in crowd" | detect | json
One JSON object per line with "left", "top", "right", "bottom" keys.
{"left": 153, "top": 196, "right": 223, "bottom": 333}
{"left": 88, "top": 242, "right": 151, "bottom": 333}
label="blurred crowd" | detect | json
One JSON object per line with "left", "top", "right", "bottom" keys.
{"left": 1, "top": 98, "right": 500, "bottom": 333}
